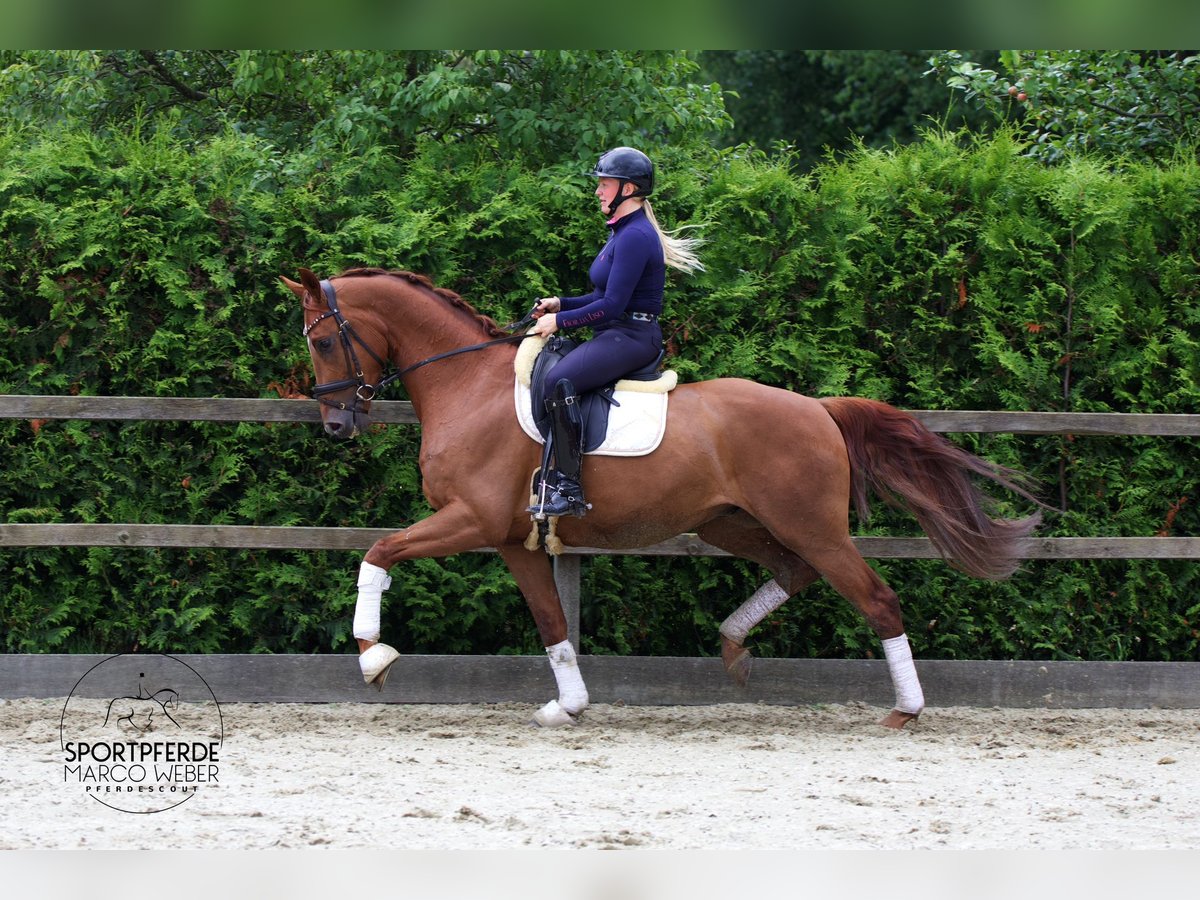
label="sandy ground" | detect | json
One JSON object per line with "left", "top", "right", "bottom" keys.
{"left": 3, "top": 697, "right": 1198, "bottom": 851}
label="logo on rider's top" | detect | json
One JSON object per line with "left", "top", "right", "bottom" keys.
{"left": 60, "top": 654, "right": 223, "bottom": 814}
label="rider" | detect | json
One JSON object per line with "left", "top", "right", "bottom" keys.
{"left": 527, "top": 146, "right": 703, "bottom": 518}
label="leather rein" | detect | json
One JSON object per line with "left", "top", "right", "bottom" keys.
{"left": 303, "top": 279, "right": 536, "bottom": 413}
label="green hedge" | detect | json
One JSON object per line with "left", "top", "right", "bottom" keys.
{"left": 2, "top": 126, "right": 1197, "bottom": 661}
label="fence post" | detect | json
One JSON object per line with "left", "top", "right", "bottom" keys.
{"left": 553, "top": 553, "right": 582, "bottom": 649}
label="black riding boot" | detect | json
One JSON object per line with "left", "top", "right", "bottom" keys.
{"left": 532, "top": 378, "right": 589, "bottom": 518}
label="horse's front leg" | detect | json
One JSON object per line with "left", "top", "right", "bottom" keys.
{"left": 348, "top": 506, "right": 585, "bottom": 725}
{"left": 497, "top": 544, "right": 588, "bottom": 727}
{"left": 351, "top": 503, "right": 492, "bottom": 691}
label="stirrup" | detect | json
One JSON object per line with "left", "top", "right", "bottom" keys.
{"left": 527, "top": 469, "right": 589, "bottom": 519}
{"left": 527, "top": 496, "right": 590, "bottom": 518}
{"left": 526, "top": 473, "right": 554, "bottom": 519}
{"left": 537, "top": 483, "right": 590, "bottom": 518}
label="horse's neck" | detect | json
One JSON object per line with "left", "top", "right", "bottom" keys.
{"left": 403, "top": 346, "right": 515, "bottom": 427}
{"left": 375, "top": 288, "right": 514, "bottom": 423}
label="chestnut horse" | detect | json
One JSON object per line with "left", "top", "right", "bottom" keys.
{"left": 283, "top": 267, "right": 1041, "bottom": 729}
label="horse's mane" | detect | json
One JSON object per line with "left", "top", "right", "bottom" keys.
{"left": 336, "top": 267, "right": 507, "bottom": 338}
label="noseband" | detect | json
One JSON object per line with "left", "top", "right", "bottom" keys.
{"left": 303, "top": 279, "right": 536, "bottom": 416}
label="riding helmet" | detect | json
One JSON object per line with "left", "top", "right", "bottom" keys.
{"left": 589, "top": 146, "right": 654, "bottom": 196}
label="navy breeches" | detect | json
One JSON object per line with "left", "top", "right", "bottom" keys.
{"left": 540, "top": 322, "right": 661, "bottom": 409}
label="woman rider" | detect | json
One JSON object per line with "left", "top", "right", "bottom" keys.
{"left": 527, "top": 146, "right": 703, "bottom": 518}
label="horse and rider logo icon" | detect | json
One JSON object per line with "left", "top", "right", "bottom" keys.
{"left": 60, "top": 654, "right": 223, "bottom": 814}
{"left": 102, "top": 675, "right": 181, "bottom": 733}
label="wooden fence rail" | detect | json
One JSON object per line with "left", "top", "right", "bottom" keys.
{"left": 2, "top": 395, "right": 1197, "bottom": 707}
{"left": 5, "top": 394, "right": 1200, "bottom": 434}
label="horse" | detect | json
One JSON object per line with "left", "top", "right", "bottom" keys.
{"left": 103, "top": 688, "right": 181, "bottom": 733}
{"left": 282, "top": 266, "right": 1041, "bottom": 729}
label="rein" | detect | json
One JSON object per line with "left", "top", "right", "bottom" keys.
{"left": 303, "top": 279, "right": 536, "bottom": 412}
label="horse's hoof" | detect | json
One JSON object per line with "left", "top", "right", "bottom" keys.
{"left": 359, "top": 643, "right": 400, "bottom": 691}
{"left": 531, "top": 700, "right": 578, "bottom": 728}
{"left": 721, "top": 639, "right": 753, "bottom": 688}
{"left": 723, "top": 649, "right": 753, "bottom": 688}
{"left": 879, "top": 709, "right": 920, "bottom": 730}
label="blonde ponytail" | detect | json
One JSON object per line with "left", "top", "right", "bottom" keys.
{"left": 642, "top": 200, "right": 705, "bottom": 275}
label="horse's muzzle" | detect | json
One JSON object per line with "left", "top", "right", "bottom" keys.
{"left": 323, "top": 409, "right": 367, "bottom": 439}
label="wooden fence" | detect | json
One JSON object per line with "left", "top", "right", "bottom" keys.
{"left": 2, "top": 394, "right": 1198, "bottom": 708}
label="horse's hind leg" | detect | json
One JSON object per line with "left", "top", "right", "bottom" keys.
{"left": 799, "top": 537, "right": 924, "bottom": 729}
{"left": 709, "top": 510, "right": 924, "bottom": 728}
{"left": 696, "top": 514, "right": 820, "bottom": 687}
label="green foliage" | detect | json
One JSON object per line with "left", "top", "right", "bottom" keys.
{"left": 929, "top": 50, "right": 1200, "bottom": 163}
{"left": 0, "top": 52, "right": 1197, "bottom": 663}
{"left": 0, "top": 51, "right": 730, "bottom": 166}
{"left": 699, "top": 51, "right": 999, "bottom": 170}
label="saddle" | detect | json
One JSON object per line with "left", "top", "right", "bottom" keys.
{"left": 514, "top": 334, "right": 677, "bottom": 456}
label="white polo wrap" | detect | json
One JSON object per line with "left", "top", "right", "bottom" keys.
{"left": 882, "top": 633, "right": 925, "bottom": 714}
{"left": 719, "top": 579, "right": 790, "bottom": 644}
{"left": 352, "top": 561, "right": 392, "bottom": 641}
{"left": 546, "top": 639, "right": 588, "bottom": 715}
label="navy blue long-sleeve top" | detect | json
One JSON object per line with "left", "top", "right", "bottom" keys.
{"left": 557, "top": 206, "right": 665, "bottom": 331}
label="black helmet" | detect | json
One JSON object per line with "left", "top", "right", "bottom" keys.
{"left": 589, "top": 146, "right": 654, "bottom": 196}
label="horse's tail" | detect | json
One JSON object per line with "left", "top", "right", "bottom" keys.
{"left": 819, "top": 397, "right": 1043, "bottom": 580}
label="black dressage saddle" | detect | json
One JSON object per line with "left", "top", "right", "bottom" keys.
{"left": 529, "top": 336, "right": 665, "bottom": 453}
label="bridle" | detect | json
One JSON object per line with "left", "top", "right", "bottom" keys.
{"left": 303, "top": 279, "right": 536, "bottom": 415}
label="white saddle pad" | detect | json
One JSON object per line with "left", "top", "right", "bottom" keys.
{"left": 514, "top": 333, "right": 677, "bottom": 458}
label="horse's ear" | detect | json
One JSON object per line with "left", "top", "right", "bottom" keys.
{"left": 280, "top": 275, "right": 304, "bottom": 298}
{"left": 282, "top": 268, "right": 325, "bottom": 308}
{"left": 297, "top": 267, "right": 323, "bottom": 297}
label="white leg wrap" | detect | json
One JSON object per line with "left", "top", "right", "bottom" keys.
{"left": 719, "top": 579, "right": 790, "bottom": 644}
{"left": 546, "top": 639, "right": 588, "bottom": 715}
{"left": 352, "top": 561, "right": 392, "bottom": 642}
{"left": 882, "top": 633, "right": 925, "bottom": 714}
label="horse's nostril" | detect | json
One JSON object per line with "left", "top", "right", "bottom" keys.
{"left": 324, "top": 416, "right": 358, "bottom": 439}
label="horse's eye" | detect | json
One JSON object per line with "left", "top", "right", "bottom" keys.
{"left": 314, "top": 337, "right": 334, "bottom": 353}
